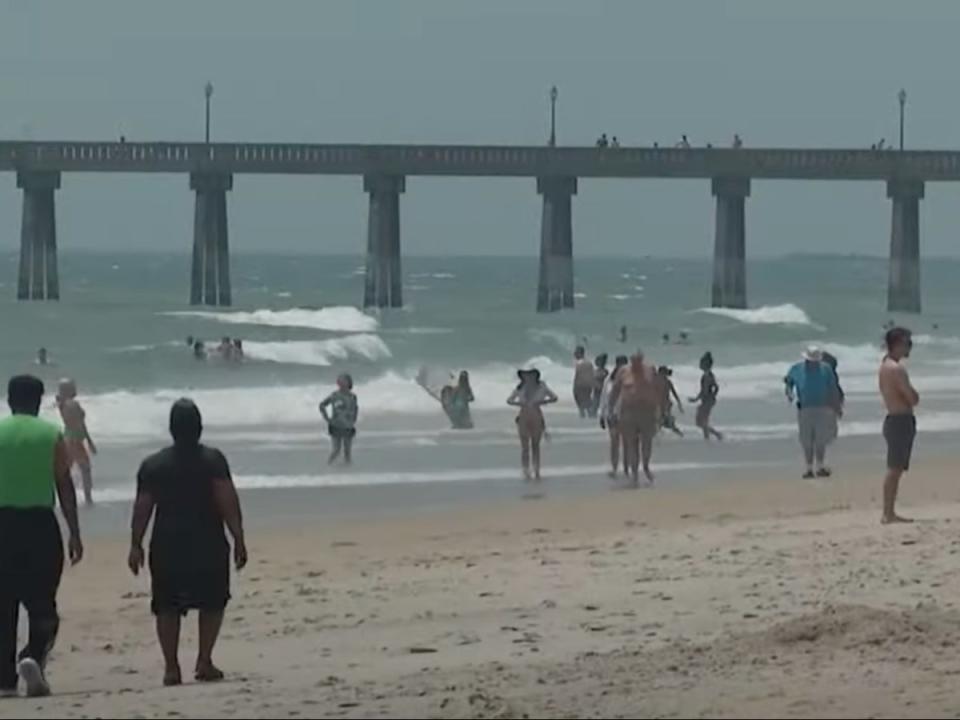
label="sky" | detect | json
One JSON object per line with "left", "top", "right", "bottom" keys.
{"left": 2, "top": 0, "right": 960, "bottom": 258}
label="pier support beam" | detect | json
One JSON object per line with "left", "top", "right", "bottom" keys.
{"left": 711, "top": 177, "right": 751, "bottom": 309}
{"left": 190, "top": 173, "right": 233, "bottom": 306}
{"left": 887, "top": 179, "right": 924, "bottom": 314}
{"left": 363, "top": 174, "right": 405, "bottom": 309}
{"left": 17, "top": 171, "right": 61, "bottom": 301}
{"left": 536, "top": 176, "right": 577, "bottom": 313}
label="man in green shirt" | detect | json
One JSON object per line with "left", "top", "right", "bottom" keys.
{"left": 0, "top": 375, "right": 83, "bottom": 699}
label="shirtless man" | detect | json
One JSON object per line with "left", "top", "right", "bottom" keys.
{"left": 613, "top": 351, "right": 660, "bottom": 486}
{"left": 56, "top": 379, "right": 97, "bottom": 506}
{"left": 572, "top": 346, "right": 594, "bottom": 419}
{"left": 878, "top": 327, "right": 919, "bottom": 524}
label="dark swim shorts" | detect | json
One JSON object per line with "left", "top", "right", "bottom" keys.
{"left": 883, "top": 414, "right": 917, "bottom": 471}
{"left": 328, "top": 425, "right": 357, "bottom": 440}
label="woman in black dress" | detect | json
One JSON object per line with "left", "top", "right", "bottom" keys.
{"left": 128, "top": 399, "right": 247, "bottom": 686}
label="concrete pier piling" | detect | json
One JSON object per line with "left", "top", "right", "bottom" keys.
{"left": 887, "top": 179, "right": 924, "bottom": 314}
{"left": 536, "top": 176, "right": 577, "bottom": 313}
{"left": 190, "top": 173, "right": 233, "bottom": 306}
{"left": 363, "top": 174, "right": 405, "bottom": 309}
{"left": 17, "top": 171, "right": 61, "bottom": 301}
{"left": 711, "top": 177, "right": 751, "bottom": 309}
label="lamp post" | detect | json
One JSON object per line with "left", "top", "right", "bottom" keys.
{"left": 204, "top": 81, "right": 214, "bottom": 144}
{"left": 898, "top": 88, "right": 906, "bottom": 151}
{"left": 549, "top": 85, "right": 558, "bottom": 147}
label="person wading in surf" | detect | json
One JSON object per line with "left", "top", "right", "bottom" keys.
{"left": 507, "top": 369, "right": 558, "bottom": 481}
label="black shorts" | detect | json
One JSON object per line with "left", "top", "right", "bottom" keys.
{"left": 329, "top": 425, "right": 356, "bottom": 440}
{"left": 883, "top": 414, "right": 917, "bottom": 471}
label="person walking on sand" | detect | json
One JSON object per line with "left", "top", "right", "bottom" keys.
{"left": 56, "top": 379, "right": 97, "bottom": 506}
{"left": 613, "top": 351, "right": 659, "bottom": 486}
{"left": 599, "top": 355, "right": 628, "bottom": 478}
{"left": 785, "top": 345, "right": 840, "bottom": 479}
{"left": 319, "top": 374, "right": 359, "bottom": 465}
{"left": 690, "top": 352, "right": 723, "bottom": 441}
{"left": 507, "top": 369, "right": 558, "bottom": 481}
{"left": 879, "top": 327, "right": 919, "bottom": 524}
{"left": 590, "top": 354, "right": 609, "bottom": 419}
{"left": 0, "top": 375, "right": 83, "bottom": 698}
{"left": 129, "top": 399, "right": 247, "bottom": 687}
{"left": 573, "top": 346, "right": 594, "bottom": 418}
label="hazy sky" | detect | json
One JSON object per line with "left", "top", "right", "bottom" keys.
{"left": 2, "top": 0, "right": 960, "bottom": 257}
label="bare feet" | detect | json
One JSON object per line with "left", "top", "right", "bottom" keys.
{"left": 194, "top": 663, "right": 224, "bottom": 683}
{"left": 882, "top": 514, "right": 914, "bottom": 525}
{"left": 163, "top": 667, "right": 182, "bottom": 687}
{"left": 643, "top": 468, "right": 654, "bottom": 486}
{"left": 607, "top": 470, "right": 617, "bottom": 479}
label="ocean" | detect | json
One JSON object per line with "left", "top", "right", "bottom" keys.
{"left": 2, "top": 251, "right": 958, "bottom": 530}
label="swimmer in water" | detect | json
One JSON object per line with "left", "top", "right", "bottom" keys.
{"left": 598, "top": 355, "right": 629, "bottom": 477}
{"left": 36, "top": 347, "right": 50, "bottom": 366}
{"left": 619, "top": 325, "right": 628, "bottom": 343}
{"left": 443, "top": 371, "right": 475, "bottom": 430}
{"left": 319, "top": 374, "right": 359, "bottom": 465}
{"left": 193, "top": 340, "right": 207, "bottom": 360}
{"left": 690, "top": 351, "right": 723, "bottom": 441}
{"left": 507, "top": 369, "right": 558, "bottom": 481}
{"left": 232, "top": 339, "right": 244, "bottom": 361}
{"left": 656, "top": 366, "right": 684, "bottom": 437}
{"left": 590, "top": 354, "right": 609, "bottom": 419}
{"left": 56, "top": 378, "right": 97, "bottom": 506}
{"left": 573, "top": 346, "right": 594, "bottom": 418}
{"left": 612, "top": 351, "right": 660, "bottom": 486}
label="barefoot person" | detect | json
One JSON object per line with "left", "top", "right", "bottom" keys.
{"left": 319, "top": 374, "right": 359, "bottom": 465}
{"left": 598, "top": 355, "right": 628, "bottom": 477}
{"left": 785, "top": 345, "right": 840, "bottom": 478}
{"left": 879, "top": 327, "right": 919, "bottom": 524}
{"left": 613, "top": 351, "right": 659, "bottom": 486}
{"left": 572, "top": 346, "right": 594, "bottom": 419}
{"left": 690, "top": 352, "right": 723, "bottom": 441}
{"left": 590, "top": 354, "right": 609, "bottom": 419}
{"left": 507, "top": 368, "right": 558, "bottom": 481}
{"left": 0, "top": 375, "right": 83, "bottom": 698}
{"left": 657, "top": 366, "right": 684, "bottom": 437}
{"left": 129, "top": 399, "right": 247, "bottom": 687}
{"left": 56, "top": 379, "right": 97, "bottom": 506}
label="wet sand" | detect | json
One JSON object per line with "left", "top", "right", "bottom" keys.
{"left": 5, "top": 456, "right": 960, "bottom": 718}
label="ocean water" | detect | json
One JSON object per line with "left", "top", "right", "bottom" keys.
{"left": 2, "top": 251, "right": 958, "bottom": 523}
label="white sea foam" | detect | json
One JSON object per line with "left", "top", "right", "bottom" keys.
{"left": 696, "top": 303, "right": 820, "bottom": 328}
{"left": 91, "top": 461, "right": 737, "bottom": 503}
{"left": 68, "top": 356, "right": 577, "bottom": 439}
{"left": 165, "top": 306, "right": 378, "bottom": 333}
{"left": 242, "top": 335, "right": 391, "bottom": 367}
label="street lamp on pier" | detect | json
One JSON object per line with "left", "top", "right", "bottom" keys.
{"left": 204, "top": 82, "right": 214, "bottom": 144}
{"left": 549, "top": 85, "right": 558, "bottom": 147}
{"left": 898, "top": 88, "right": 907, "bottom": 151}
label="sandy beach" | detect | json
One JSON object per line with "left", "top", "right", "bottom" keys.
{"left": 4, "top": 456, "right": 960, "bottom": 719}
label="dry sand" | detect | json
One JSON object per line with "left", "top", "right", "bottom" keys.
{"left": 5, "top": 457, "right": 960, "bottom": 718}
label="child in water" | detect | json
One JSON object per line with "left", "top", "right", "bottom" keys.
{"left": 319, "top": 374, "right": 359, "bottom": 465}
{"left": 56, "top": 378, "right": 97, "bottom": 505}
